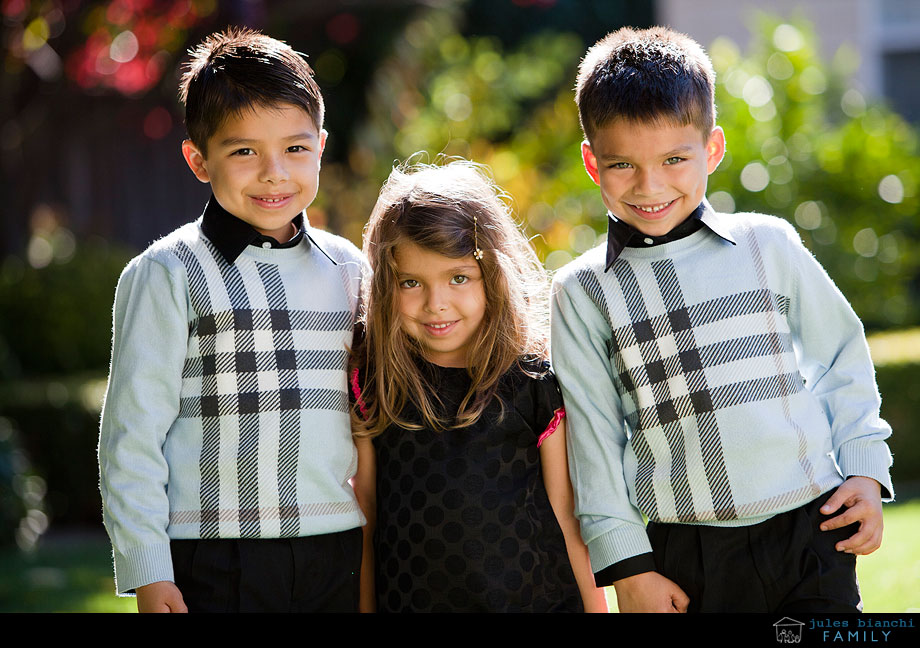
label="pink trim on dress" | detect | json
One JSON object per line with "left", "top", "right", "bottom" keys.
{"left": 537, "top": 407, "right": 565, "bottom": 448}
{"left": 350, "top": 367, "right": 369, "bottom": 419}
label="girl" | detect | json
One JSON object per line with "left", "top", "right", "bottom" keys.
{"left": 350, "top": 160, "right": 607, "bottom": 613}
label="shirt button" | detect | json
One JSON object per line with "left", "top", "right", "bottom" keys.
{"left": 262, "top": 241, "right": 272, "bottom": 249}
{"left": 643, "top": 237, "right": 654, "bottom": 245}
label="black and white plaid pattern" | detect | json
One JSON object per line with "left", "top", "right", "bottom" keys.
{"left": 169, "top": 237, "right": 354, "bottom": 538}
{"left": 577, "top": 228, "right": 806, "bottom": 523}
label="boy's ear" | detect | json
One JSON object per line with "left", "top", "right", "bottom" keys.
{"left": 318, "top": 129, "right": 328, "bottom": 166}
{"left": 181, "top": 139, "right": 210, "bottom": 183}
{"left": 581, "top": 140, "right": 601, "bottom": 186}
{"left": 706, "top": 127, "right": 726, "bottom": 175}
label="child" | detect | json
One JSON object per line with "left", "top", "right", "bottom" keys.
{"left": 349, "top": 160, "right": 607, "bottom": 613}
{"left": 551, "top": 26, "right": 894, "bottom": 613}
{"left": 98, "top": 27, "right": 366, "bottom": 612}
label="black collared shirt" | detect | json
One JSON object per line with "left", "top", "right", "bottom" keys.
{"left": 199, "top": 196, "right": 307, "bottom": 265}
{"left": 604, "top": 202, "right": 736, "bottom": 272}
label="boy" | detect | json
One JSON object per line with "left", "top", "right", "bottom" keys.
{"left": 98, "top": 28, "right": 366, "bottom": 612}
{"left": 551, "top": 27, "right": 893, "bottom": 613}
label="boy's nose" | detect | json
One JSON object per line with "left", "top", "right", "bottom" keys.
{"left": 260, "top": 155, "right": 289, "bottom": 184}
{"left": 634, "top": 168, "right": 664, "bottom": 195}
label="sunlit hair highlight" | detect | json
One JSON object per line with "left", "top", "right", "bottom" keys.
{"left": 178, "top": 26, "right": 324, "bottom": 156}
{"left": 576, "top": 26, "right": 716, "bottom": 143}
{"left": 352, "top": 159, "right": 550, "bottom": 438}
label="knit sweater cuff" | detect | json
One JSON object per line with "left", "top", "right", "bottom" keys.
{"left": 114, "top": 543, "right": 174, "bottom": 595}
{"left": 586, "top": 523, "right": 653, "bottom": 574}
{"left": 837, "top": 440, "right": 895, "bottom": 500}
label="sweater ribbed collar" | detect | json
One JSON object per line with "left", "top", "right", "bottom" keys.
{"left": 604, "top": 201, "right": 736, "bottom": 272}
{"left": 199, "top": 196, "right": 312, "bottom": 264}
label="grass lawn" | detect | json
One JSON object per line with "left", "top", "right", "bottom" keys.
{"left": 2, "top": 499, "right": 917, "bottom": 613}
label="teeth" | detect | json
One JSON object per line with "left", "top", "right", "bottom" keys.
{"left": 427, "top": 323, "right": 452, "bottom": 329}
{"left": 262, "top": 197, "right": 284, "bottom": 203}
{"left": 636, "top": 201, "right": 672, "bottom": 213}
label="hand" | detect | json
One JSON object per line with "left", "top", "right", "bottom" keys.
{"left": 613, "top": 571, "right": 689, "bottom": 613}
{"left": 820, "top": 476, "right": 884, "bottom": 555}
{"left": 136, "top": 580, "right": 188, "bottom": 613}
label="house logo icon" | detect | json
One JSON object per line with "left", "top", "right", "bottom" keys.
{"left": 774, "top": 617, "right": 805, "bottom": 643}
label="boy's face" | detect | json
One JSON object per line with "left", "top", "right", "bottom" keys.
{"left": 582, "top": 120, "right": 725, "bottom": 237}
{"left": 182, "top": 103, "right": 326, "bottom": 241}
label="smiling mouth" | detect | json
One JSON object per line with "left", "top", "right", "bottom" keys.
{"left": 631, "top": 199, "right": 676, "bottom": 214}
{"left": 427, "top": 322, "right": 453, "bottom": 329}
{"left": 252, "top": 194, "right": 293, "bottom": 205}
{"left": 423, "top": 321, "right": 458, "bottom": 335}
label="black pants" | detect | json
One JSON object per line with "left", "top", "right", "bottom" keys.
{"left": 170, "top": 528, "right": 363, "bottom": 613}
{"left": 647, "top": 491, "right": 862, "bottom": 613}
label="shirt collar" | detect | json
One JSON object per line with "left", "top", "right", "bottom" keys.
{"left": 604, "top": 201, "right": 736, "bottom": 272}
{"left": 199, "top": 195, "right": 306, "bottom": 264}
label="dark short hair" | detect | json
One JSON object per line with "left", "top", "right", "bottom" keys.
{"left": 576, "top": 26, "right": 716, "bottom": 143}
{"left": 178, "top": 27, "right": 324, "bottom": 155}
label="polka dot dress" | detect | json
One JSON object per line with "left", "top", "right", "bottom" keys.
{"left": 371, "top": 359, "right": 583, "bottom": 613}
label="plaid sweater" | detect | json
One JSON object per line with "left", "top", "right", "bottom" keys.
{"left": 99, "top": 219, "right": 365, "bottom": 593}
{"left": 551, "top": 211, "right": 893, "bottom": 574}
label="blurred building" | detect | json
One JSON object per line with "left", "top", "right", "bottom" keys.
{"left": 658, "top": 0, "right": 920, "bottom": 123}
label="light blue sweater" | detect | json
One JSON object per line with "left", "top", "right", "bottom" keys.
{"left": 551, "top": 210, "right": 893, "bottom": 573}
{"left": 98, "top": 219, "right": 366, "bottom": 593}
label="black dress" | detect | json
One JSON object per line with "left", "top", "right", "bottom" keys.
{"left": 371, "top": 358, "right": 583, "bottom": 613}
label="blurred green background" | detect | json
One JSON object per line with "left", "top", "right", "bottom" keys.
{"left": 1, "top": 0, "right": 918, "bottom": 612}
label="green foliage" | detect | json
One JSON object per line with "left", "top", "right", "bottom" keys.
{"left": 0, "top": 533, "right": 135, "bottom": 612}
{"left": 326, "top": 8, "right": 920, "bottom": 329}
{"left": 0, "top": 237, "right": 134, "bottom": 378}
{"left": 707, "top": 17, "right": 920, "bottom": 329}
{"left": 873, "top": 363, "right": 920, "bottom": 485}
{"left": 866, "top": 328, "right": 920, "bottom": 486}
{"left": 854, "top": 499, "right": 920, "bottom": 613}
{"left": 0, "top": 417, "right": 48, "bottom": 549}
{"left": 316, "top": 5, "right": 598, "bottom": 263}
{"left": 0, "top": 234, "right": 131, "bottom": 531}
{"left": 0, "top": 375, "right": 108, "bottom": 529}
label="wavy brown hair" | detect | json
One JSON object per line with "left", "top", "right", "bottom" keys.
{"left": 351, "top": 159, "right": 550, "bottom": 438}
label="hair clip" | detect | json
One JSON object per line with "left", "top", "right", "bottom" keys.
{"left": 473, "top": 214, "right": 484, "bottom": 260}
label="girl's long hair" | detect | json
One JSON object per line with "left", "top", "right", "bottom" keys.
{"left": 352, "top": 159, "right": 550, "bottom": 438}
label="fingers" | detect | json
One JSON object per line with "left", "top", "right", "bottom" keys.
{"left": 168, "top": 596, "right": 189, "bottom": 613}
{"left": 820, "top": 506, "right": 859, "bottom": 532}
{"left": 819, "top": 488, "right": 884, "bottom": 555}
{"left": 819, "top": 486, "right": 853, "bottom": 517}
{"left": 833, "top": 516, "right": 884, "bottom": 555}
{"left": 671, "top": 587, "right": 690, "bottom": 613}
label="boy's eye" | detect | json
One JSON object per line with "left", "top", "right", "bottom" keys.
{"left": 287, "top": 145, "right": 308, "bottom": 153}
{"left": 399, "top": 279, "right": 419, "bottom": 289}
{"left": 450, "top": 275, "right": 468, "bottom": 285}
{"left": 665, "top": 156, "right": 685, "bottom": 165}
{"left": 609, "top": 162, "right": 631, "bottom": 169}
{"left": 231, "top": 148, "right": 254, "bottom": 156}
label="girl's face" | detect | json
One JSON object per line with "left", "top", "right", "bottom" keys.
{"left": 393, "top": 240, "right": 486, "bottom": 368}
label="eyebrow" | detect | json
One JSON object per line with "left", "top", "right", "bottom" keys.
{"left": 218, "top": 131, "right": 318, "bottom": 147}
{"left": 599, "top": 145, "right": 696, "bottom": 161}
{"left": 397, "top": 264, "right": 480, "bottom": 278}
